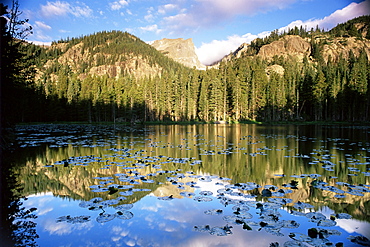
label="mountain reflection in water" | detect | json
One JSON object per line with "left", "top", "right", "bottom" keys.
{"left": 3, "top": 124, "right": 370, "bottom": 246}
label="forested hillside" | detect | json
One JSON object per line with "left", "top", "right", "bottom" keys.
{"left": 12, "top": 16, "right": 370, "bottom": 123}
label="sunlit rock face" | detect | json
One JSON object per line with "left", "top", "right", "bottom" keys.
{"left": 151, "top": 38, "right": 206, "bottom": 69}
{"left": 321, "top": 37, "right": 370, "bottom": 62}
{"left": 257, "top": 35, "right": 311, "bottom": 61}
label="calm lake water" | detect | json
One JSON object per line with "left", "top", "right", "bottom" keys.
{"left": 5, "top": 124, "right": 370, "bottom": 247}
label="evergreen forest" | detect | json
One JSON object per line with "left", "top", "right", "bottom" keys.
{"left": 2, "top": 10, "right": 370, "bottom": 125}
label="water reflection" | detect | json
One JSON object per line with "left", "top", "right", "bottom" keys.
{"left": 6, "top": 124, "right": 370, "bottom": 246}
{"left": 1, "top": 151, "right": 39, "bottom": 247}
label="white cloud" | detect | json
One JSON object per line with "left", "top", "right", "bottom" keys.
{"left": 40, "top": 1, "right": 92, "bottom": 18}
{"left": 110, "top": 0, "right": 129, "bottom": 11}
{"left": 140, "top": 24, "right": 162, "bottom": 34}
{"left": 31, "top": 32, "right": 52, "bottom": 41}
{"left": 30, "top": 21, "right": 53, "bottom": 42}
{"left": 29, "top": 41, "right": 52, "bottom": 46}
{"left": 34, "top": 21, "right": 52, "bottom": 30}
{"left": 279, "top": 0, "right": 370, "bottom": 32}
{"left": 196, "top": 0, "right": 295, "bottom": 17}
{"left": 72, "top": 3, "right": 93, "bottom": 18}
{"left": 144, "top": 13, "right": 154, "bottom": 22}
{"left": 196, "top": 0, "right": 370, "bottom": 65}
{"left": 163, "top": 0, "right": 295, "bottom": 33}
{"left": 196, "top": 31, "right": 270, "bottom": 65}
{"left": 163, "top": 13, "right": 197, "bottom": 34}
{"left": 40, "top": 1, "right": 70, "bottom": 17}
{"left": 158, "top": 4, "right": 178, "bottom": 15}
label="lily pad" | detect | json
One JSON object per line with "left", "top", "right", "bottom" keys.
{"left": 100, "top": 199, "right": 119, "bottom": 206}
{"left": 79, "top": 201, "right": 94, "bottom": 208}
{"left": 317, "top": 219, "right": 336, "bottom": 227}
{"left": 306, "top": 212, "right": 326, "bottom": 223}
{"left": 199, "top": 177, "right": 212, "bottom": 182}
{"left": 210, "top": 226, "right": 233, "bottom": 236}
{"left": 57, "top": 215, "right": 91, "bottom": 224}
{"left": 223, "top": 215, "right": 246, "bottom": 224}
{"left": 193, "top": 225, "right": 211, "bottom": 233}
{"left": 268, "top": 197, "right": 293, "bottom": 205}
{"left": 332, "top": 213, "right": 352, "bottom": 219}
{"left": 158, "top": 195, "right": 174, "bottom": 201}
{"left": 116, "top": 211, "right": 134, "bottom": 220}
{"left": 204, "top": 209, "right": 223, "bottom": 215}
{"left": 288, "top": 232, "right": 312, "bottom": 242}
{"left": 282, "top": 220, "right": 300, "bottom": 229}
{"left": 199, "top": 191, "right": 213, "bottom": 196}
{"left": 232, "top": 205, "right": 250, "bottom": 211}
{"left": 96, "top": 213, "right": 116, "bottom": 223}
{"left": 265, "top": 228, "right": 284, "bottom": 236}
{"left": 334, "top": 194, "right": 346, "bottom": 198}
{"left": 180, "top": 191, "right": 195, "bottom": 198}
{"left": 91, "top": 188, "right": 109, "bottom": 193}
{"left": 119, "top": 190, "right": 134, "bottom": 196}
{"left": 348, "top": 235, "right": 370, "bottom": 246}
{"left": 346, "top": 190, "right": 364, "bottom": 196}
{"left": 115, "top": 204, "right": 133, "bottom": 211}
{"left": 290, "top": 210, "right": 306, "bottom": 217}
{"left": 293, "top": 201, "right": 314, "bottom": 210}
{"left": 234, "top": 211, "right": 253, "bottom": 219}
{"left": 283, "top": 240, "right": 306, "bottom": 247}
{"left": 193, "top": 196, "right": 213, "bottom": 202}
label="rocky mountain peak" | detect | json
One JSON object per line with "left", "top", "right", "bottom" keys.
{"left": 151, "top": 38, "right": 205, "bottom": 69}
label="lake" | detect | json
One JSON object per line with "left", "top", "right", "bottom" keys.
{"left": 4, "top": 124, "right": 370, "bottom": 247}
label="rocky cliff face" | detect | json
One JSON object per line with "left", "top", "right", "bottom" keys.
{"left": 219, "top": 34, "right": 369, "bottom": 65}
{"left": 257, "top": 35, "right": 311, "bottom": 61}
{"left": 151, "top": 38, "right": 205, "bottom": 69}
{"left": 50, "top": 42, "right": 162, "bottom": 80}
{"left": 321, "top": 36, "right": 370, "bottom": 62}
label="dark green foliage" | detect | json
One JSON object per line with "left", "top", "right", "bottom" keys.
{"left": 1, "top": 2, "right": 41, "bottom": 246}
{"left": 329, "top": 15, "right": 370, "bottom": 39}
{"left": 1, "top": 1, "right": 39, "bottom": 135}
{"left": 6, "top": 17, "right": 370, "bottom": 124}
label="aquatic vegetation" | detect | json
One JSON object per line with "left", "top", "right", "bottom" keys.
{"left": 348, "top": 235, "right": 370, "bottom": 246}
{"left": 193, "top": 224, "right": 233, "bottom": 236}
{"left": 293, "top": 201, "right": 314, "bottom": 210}
{"left": 115, "top": 204, "right": 133, "bottom": 211}
{"left": 116, "top": 211, "right": 134, "bottom": 220}
{"left": 158, "top": 195, "right": 174, "bottom": 201}
{"left": 193, "top": 196, "right": 213, "bottom": 202}
{"left": 56, "top": 215, "right": 91, "bottom": 224}
{"left": 204, "top": 209, "right": 223, "bottom": 215}
{"left": 13, "top": 124, "right": 370, "bottom": 246}
{"left": 96, "top": 213, "right": 116, "bottom": 223}
{"left": 180, "top": 191, "right": 195, "bottom": 198}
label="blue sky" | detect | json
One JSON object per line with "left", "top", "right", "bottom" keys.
{"left": 7, "top": 0, "right": 370, "bottom": 64}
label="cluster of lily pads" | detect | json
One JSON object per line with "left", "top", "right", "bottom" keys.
{"left": 52, "top": 151, "right": 369, "bottom": 246}
{"left": 15, "top": 124, "right": 147, "bottom": 148}
{"left": 57, "top": 197, "right": 135, "bottom": 224}
{"left": 24, "top": 124, "right": 370, "bottom": 245}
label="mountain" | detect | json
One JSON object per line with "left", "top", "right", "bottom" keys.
{"left": 218, "top": 15, "right": 370, "bottom": 65}
{"left": 32, "top": 31, "right": 186, "bottom": 81}
{"left": 151, "top": 38, "right": 205, "bottom": 69}
{"left": 13, "top": 15, "right": 370, "bottom": 123}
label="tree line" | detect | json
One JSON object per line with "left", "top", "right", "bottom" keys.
{"left": 23, "top": 47, "right": 370, "bottom": 123}
{"left": 3, "top": 12, "right": 370, "bottom": 124}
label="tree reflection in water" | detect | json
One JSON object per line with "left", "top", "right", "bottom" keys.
{"left": 4, "top": 124, "right": 370, "bottom": 246}
{"left": 1, "top": 150, "right": 39, "bottom": 247}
